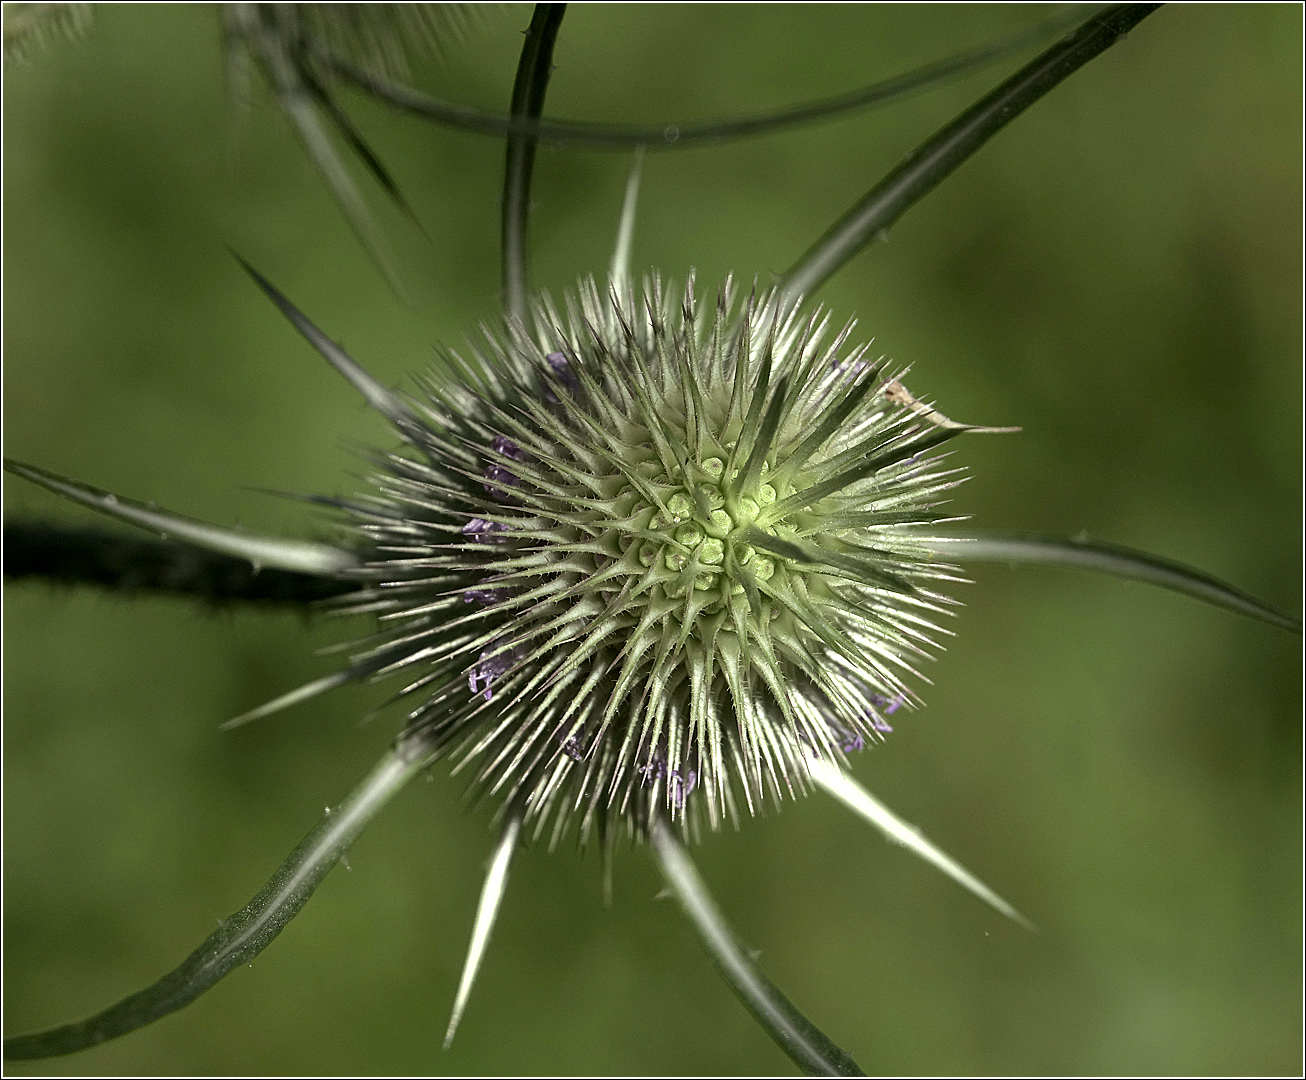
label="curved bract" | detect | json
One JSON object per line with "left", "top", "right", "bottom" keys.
{"left": 4, "top": 743, "right": 428, "bottom": 1060}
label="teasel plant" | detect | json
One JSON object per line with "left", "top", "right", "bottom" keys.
{"left": 4, "top": 5, "right": 1300, "bottom": 1075}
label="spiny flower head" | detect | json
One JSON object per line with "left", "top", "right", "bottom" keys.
{"left": 333, "top": 273, "right": 980, "bottom": 845}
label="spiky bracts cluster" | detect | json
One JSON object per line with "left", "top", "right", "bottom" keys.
{"left": 3, "top": 3, "right": 93, "bottom": 64}
{"left": 225, "top": 2, "right": 478, "bottom": 83}
{"left": 336, "top": 276, "right": 970, "bottom": 845}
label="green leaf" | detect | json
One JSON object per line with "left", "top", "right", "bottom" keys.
{"left": 3, "top": 743, "right": 428, "bottom": 1060}
{"left": 444, "top": 813, "right": 522, "bottom": 1048}
{"left": 331, "top": 6, "right": 1094, "bottom": 150}
{"left": 809, "top": 759, "right": 1034, "bottom": 931}
{"left": 928, "top": 531, "right": 1301, "bottom": 633}
{"left": 236, "top": 257, "right": 418, "bottom": 432}
{"left": 779, "top": 4, "right": 1161, "bottom": 301}
{"left": 501, "top": 3, "right": 567, "bottom": 323}
{"left": 4, "top": 459, "right": 358, "bottom": 577}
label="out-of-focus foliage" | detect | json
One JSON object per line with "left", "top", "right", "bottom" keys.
{"left": 229, "top": 2, "right": 480, "bottom": 82}
{"left": 3, "top": 4, "right": 1300, "bottom": 1075}
{"left": 2, "top": 2, "right": 92, "bottom": 64}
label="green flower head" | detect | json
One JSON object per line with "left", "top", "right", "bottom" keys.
{"left": 7, "top": 6, "right": 1296, "bottom": 1074}
{"left": 331, "top": 273, "right": 983, "bottom": 843}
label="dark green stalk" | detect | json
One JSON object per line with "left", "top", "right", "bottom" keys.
{"left": 2, "top": 521, "right": 354, "bottom": 604}
{"left": 328, "top": 6, "right": 1091, "bottom": 150}
{"left": 501, "top": 3, "right": 566, "bottom": 323}
{"left": 779, "top": 4, "right": 1160, "bottom": 302}
{"left": 929, "top": 530, "right": 1302, "bottom": 632}
{"left": 649, "top": 819, "right": 866, "bottom": 1077}
{"left": 3, "top": 742, "right": 429, "bottom": 1060}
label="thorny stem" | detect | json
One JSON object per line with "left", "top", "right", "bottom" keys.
{"left": 2, "top": 521, "right": 355, "bottom": 604}
{"left": 502, "top": 3, "right": 566, "bottom": 323}
{"left": 649, "top": 819, "right": 866, "bottom": 1077}
{"left": 3, "top": 740, "right": 431, "bottom": 1060}
{"left": 779, "top": 3, "right": 1161, "bottom": 302}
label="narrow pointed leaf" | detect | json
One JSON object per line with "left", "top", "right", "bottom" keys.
{"left": 3, "top": 744, "right": 427, "bottom": 1060}
{"left": 278, "top": 87, "right": 404, "bottom": 292}
{"left": 2, "top": 520, "right": 355, "bottom": 603}
{"left": 928, "top": 531, "right": 1301, "bottom": 632}
{"left": 809, "top": 759, "right": 1034, "bottom": 932}
{"left": 444, "top": 814, "right": 522, "bottom": 1048}
{"left": 304, "top": 72, "right": 425, "bottom": 228}
{"left": 609, "top": 147, "right": 645, "bottom": 288}
{"left": 332, "top": 5, "right": 1091, "bottom": 149}
{"left": 222, "top": 636, "right": 428, "bottom": 731}
{"left": 235, "top": 257, "right": 415, "bottom": 428}
{"left": 4, "top": 460, "right": 357, "bottom": 577}
{"left": 780, "top": 4, "right": 1160, "bottom": 301}
{"left": 648, "top": 819, "right": 866, "bottom": 1077}
{"left": 222, "top": 669, "right": 360, "bottom": 730}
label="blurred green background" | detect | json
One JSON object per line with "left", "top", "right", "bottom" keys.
{"left": 3, "top": 4, "right": 1301, "bottom": 1075}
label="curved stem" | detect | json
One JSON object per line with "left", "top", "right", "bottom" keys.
{"left": 4, "top": 741, "right": 429, "bottom": 1060}
{"left": 649, "top": 819, "right": 866, "bottom": 1077}
{"left": 501, "top": 3, "right": 566, "bottom": 323}
{"left": 2, "top": 521, "right": 355, "bottom": 604}
{"left": 329, "top": 6, "right": 1092, "bottom": 150}
{"left": 779, "top": 4, "right": 1160, "bottom": 302}
{"left": 928, "top": 530, "right": 1301, "bottom": 632}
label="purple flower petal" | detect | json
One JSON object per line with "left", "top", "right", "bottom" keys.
{"left": 467, "top": 646, "right": 520, "bottom": 702}
{"left": 669, "top": 768, "right": 698, "bottom": 807}
{"left": 490, "top": 435, "right": 525, "bottom": 460}
{"left": 544, "top": 351, "right": 579, "bottom": 399}
{"left": 462, "top": 517, "right": 507, "bottom": 543}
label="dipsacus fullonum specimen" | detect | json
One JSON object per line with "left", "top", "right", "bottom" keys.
{"left": 6, "top": 5, "right": 1298, "bottom": 1075}
{"left": 1, "top": 265, "right": 1024, "bottom": 1071}
{"left": 313, "top": 273, "right": 1005, "bottom": 843}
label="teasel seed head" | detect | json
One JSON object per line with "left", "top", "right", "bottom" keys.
{"left": 332, "top": 273, "right": 990, "bottom": 846}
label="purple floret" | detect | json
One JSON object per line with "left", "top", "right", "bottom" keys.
{"left": 482, "top": 462, "right": 520, "bottom": 495}
{"left": 468, "top": 647, "right": 520, "bottom": 702}
{"left": 462, "top": 517, "right": 507, "bottom": 542}
{"left": 463, "top": 576, "right": 513, "bottom": 606}
{"left": 544, "top": 351, "right": 579, "bottom": 399}
{"left": 490, "top": 435, "right": 525, "bottom": 460}
{"left": 637, "top": 757, "right": 666, "bottom": 783}
{"left": 668, "top": 768, "right": 698, "bottom": 807}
